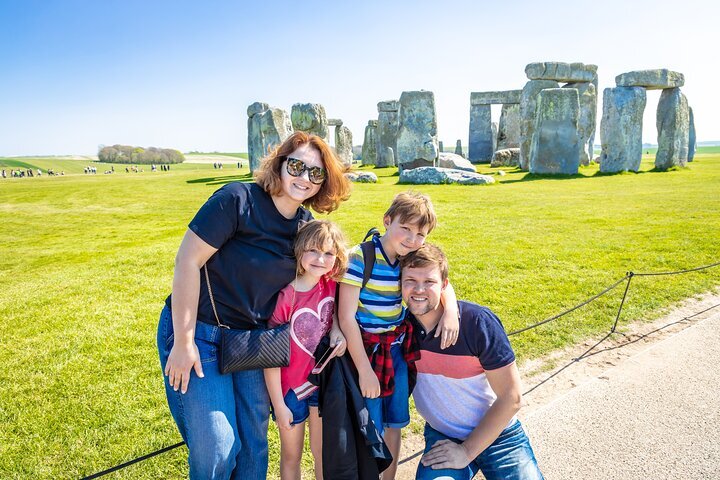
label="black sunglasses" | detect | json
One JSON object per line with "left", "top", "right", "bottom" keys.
{"left": 286, "top": 157, "right": 326, "bottom": 185}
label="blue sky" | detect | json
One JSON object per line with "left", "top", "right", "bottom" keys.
{"left": 1, "top": 0, "right": 718, "bottom": 155}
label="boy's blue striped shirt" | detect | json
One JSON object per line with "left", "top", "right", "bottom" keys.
{"left": 340, "top": 236, "right": 405, "bottom": 333}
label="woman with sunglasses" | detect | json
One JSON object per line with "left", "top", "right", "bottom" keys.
{"left": 157, "top": 131, "right": 351, "bottom": 479}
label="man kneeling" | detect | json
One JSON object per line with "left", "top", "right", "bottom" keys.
{"left": 400, "top": 244, "right": 544, "bottom": 480}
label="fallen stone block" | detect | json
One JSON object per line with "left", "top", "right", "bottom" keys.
{"left": 438, "top": 152, "right": 476, "bottom": 172}
{"left": 399, "top": 167, "right": 494, "bottom": 185}
{"left": 345, "top": 171, "right": 378, "bottom": 183}
{"left": 491, "top": 148, "right": 520, "bottom": 167}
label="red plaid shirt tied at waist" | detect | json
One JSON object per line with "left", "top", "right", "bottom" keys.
{"left": 360, "top": 319, "right": 421, "bottom": 398}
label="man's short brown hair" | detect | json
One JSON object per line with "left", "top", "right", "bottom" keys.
{"left": 384, "top": 191, "right": 437, "bottom": 233}
{"left": 399, "top": 243, "right": 448, "bottom": 282}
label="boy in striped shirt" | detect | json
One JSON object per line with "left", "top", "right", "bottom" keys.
{"left": 338, "top": 191, "right": 459, "bottom": 479}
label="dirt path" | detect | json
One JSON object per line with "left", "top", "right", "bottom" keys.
{"left": 394, "top": 291, "right": 720, "bottom": 479}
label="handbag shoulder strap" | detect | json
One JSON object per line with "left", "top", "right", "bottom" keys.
{"left": 204, "top": 264, "right": 228, "bottom": 329}
{"left": 205, "top": 263, "right": 298, "bottom": 329}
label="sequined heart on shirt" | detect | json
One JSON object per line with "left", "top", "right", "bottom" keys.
{"left": 290, "top": 296, "right": 334, "bottom": 356}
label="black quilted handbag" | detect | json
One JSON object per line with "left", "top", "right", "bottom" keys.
{"left": 204, "top": 265, "right": 291, "bottom": 374}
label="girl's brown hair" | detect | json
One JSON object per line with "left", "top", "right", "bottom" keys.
{"left": 254, "top": 131, "right": 351, "bottom": 214}
{"left": 294, "top": 220, "right": 348, "bottom": 280}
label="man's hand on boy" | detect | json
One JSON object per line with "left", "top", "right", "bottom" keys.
{"left": 275, "top": 404, "right": 294, "bottom": 431}
{"left": 436, "top": 309, "right": 459, "bottom": 349}
{"left": 359, "top": 368, "right": 381, "bottom": 398}
{"left": 421, "top": 439, "right": 471, "bottom": 470}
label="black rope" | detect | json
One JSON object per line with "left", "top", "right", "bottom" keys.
{"left": 570, "top": 302, "right": 720, "bottom": 362}
{"left": 633, "top": 260, "right": 720, "bottom": 277}
{"left": 507, "top": 275, "right": 629, "bottom": 336}
{"left": 79, "top": 441, "right": 185, "bottom": 479}
{"left": 398, "top": 448, "right": 424, "bottom": 465}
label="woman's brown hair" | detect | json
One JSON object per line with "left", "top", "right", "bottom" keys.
{"left": 254, "top": 131, "right": 351, "bottom": 214}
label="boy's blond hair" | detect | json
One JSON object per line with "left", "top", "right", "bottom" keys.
{"left": 384, "top": 191, "right": 437, "bottom": 233}
{"left": 294, "top": 220, "right": 348, "bottom": 280}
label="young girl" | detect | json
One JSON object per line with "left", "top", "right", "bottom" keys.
{"left": 264, "top": 219, "right": 348, "bottom": 480}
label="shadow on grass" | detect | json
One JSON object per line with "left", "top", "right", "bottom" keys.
{"left": 187, "top": 173, "right": 254, "bottom": 186}
{"left": 500, "top": 172, "right": 590, "bottom": 184}
{"left": 498, "top": 165, "right": 686, "bottom": 184}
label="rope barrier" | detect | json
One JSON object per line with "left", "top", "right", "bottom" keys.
{"left": 80, "top": 260, "right": 720, "bottom": 478}
{"left": 633, "top": 260, "right": 720, "bottom": 277}
{"left": 507, "top": 275, "right": 629, "bottom": 336}
{"left": 80, "top": 441, "right": 185, "bottom": 479}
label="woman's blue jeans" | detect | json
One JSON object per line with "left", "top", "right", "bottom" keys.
{"left": 157, "top": 306, "right": 270, "bottom": 480}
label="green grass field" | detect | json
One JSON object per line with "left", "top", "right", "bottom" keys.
{"left": 1, "top": 150, "right": 719, "bottom": 478}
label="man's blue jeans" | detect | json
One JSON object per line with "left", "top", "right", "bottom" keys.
{"left": 416, "top": 420, "right": 544, "bottom": 480}
{"left": 157, "top": 306, "right": 270, "bottom": 480}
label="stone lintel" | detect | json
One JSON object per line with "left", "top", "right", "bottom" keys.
{"left": 470, "top": 90, "right": 522, "bottom": 105}
{"left": 615, "top": 69, "right": 685, "bottom": 90}
{"left": 525, "top": 62, "right": 597, "bottom": 83}
{"left": 377, "top": 100, "right": 399, "bottom": 112}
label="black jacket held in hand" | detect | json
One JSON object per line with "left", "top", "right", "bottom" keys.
{"left": 309, "top": 338, "right": 392, "bottom": 479}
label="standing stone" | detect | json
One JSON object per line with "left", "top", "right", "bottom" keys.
{"left": 291, "top": 103, "right": 329, "bottom": 142}
{"left": 259, "top": 108, "right": 293, "bottom": 169}
{"left": 492, "top": 122, "right": 498, "bottom": 153}
{"left": 530, "top": 88, "right": 581, "bottom": 175}
{"left": 247, "top": 102, "right": 269, "bottom": 172}
{"left": 468, "top": 104, "right": 493, "bottom": 163}
{"left": 588, "top": 75, "right": 599, "bottom": 162}
{"left": 396, "top": 91, "right": 438, "bottom": 171}
{"left": 656, "top": 88, "right": 690, "bottom": 170}
{"left": 688, "top": 107, "right": 696, "bottom": 162}
{"left": 520, "top": 80, "right": 559, "bottom": 170}
{"left": 454, "top": 139, "right": 464, "bottom": 157}
{"left": 438, "top": 141, "right": 444, "bottom": 152}
{"left": 377, "top": 100, "right": 399, "bottom": 168}
{"left": 564, "top": 82, "right": 597, "bottom": 166}
{"left": 335, "top": 125, "right": 353, "bottom": 167}
{"left": 497, "top": 104, "right": 521, "bottom": 150}
{"left": 362, "top": 120, "right": 378, "bottom": 166}
{"left": 599, "top": 87, "right": 647, "bottom": 173}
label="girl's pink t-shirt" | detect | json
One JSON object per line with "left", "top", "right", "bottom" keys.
{"left": 269, "top": 275, "right": 336, "bottom": 399}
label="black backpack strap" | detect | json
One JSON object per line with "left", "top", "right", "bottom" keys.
{"left": 360, "top": 241, "right": 376, "bottom": 289}
{"left": 360, "top": 227, "right": 380, "bottom": 289}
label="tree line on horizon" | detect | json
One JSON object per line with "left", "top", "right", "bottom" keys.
{"left": 98, "top": 145, "right": 185, "bottom": 164}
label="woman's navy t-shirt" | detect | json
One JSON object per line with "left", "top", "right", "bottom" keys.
{"left": 165, "top": 182, "right": 313, "bottom": 329}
